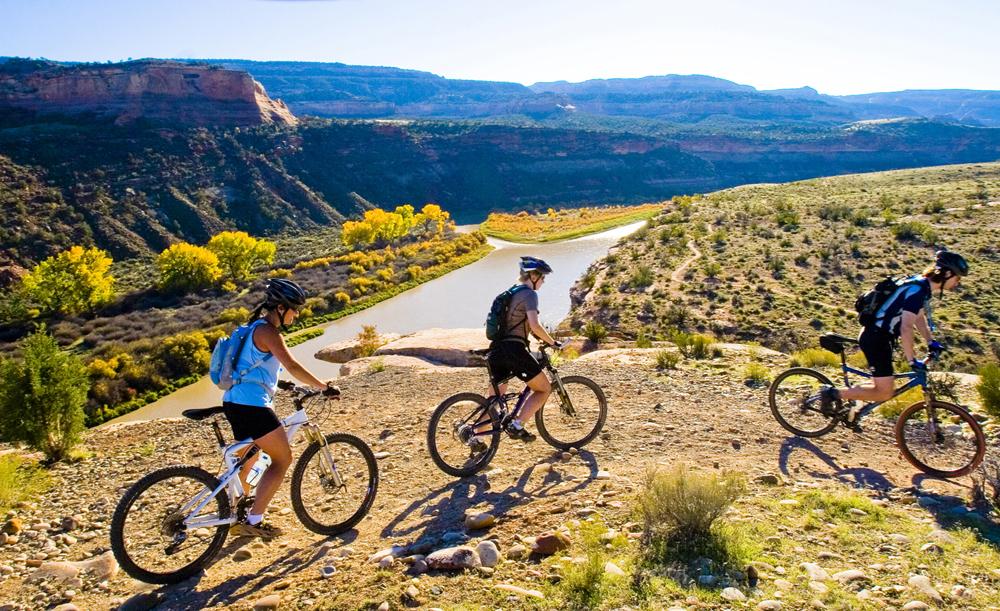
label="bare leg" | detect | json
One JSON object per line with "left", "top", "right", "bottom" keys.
{"left": 839, "top": 376, "right": 895, "bottom": 403}
{"left": 515, "top": 372, "right": 552, "bottom": 426}
{"left": 247, "top": 426, "right": 292, "bottom": 517}
{"left": 476, "top": 381, "right": 506, "bottom": 435}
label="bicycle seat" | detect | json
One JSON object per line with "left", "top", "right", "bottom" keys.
{"left": 181, "top": 406, "right": 226, "bottom": 421}
{"left": 819, "top": 333, "right": 858, "bottom": 355}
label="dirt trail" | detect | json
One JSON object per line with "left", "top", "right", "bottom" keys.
{"left": 0, "top": 350, "right": 986, "bottom": 609}
{"left": 669, "top": 240, "right": 702, "bottom": 296}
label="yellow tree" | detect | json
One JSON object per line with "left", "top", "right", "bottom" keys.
{"left": 156, "top": 243, "right": 222, "bottom": 293}
{"left": 21, "top": 246, "right": 115, "bottom": 315}
{"left": 394, "top": 204, "right": 416, "bottom": 234}
{"left": 364, "top": 208, "right": 408, "bottom": 243}
{"left": 415, "top": 203, "right": 451, "bottom": 236}
{"left": 206, "top": 231, "right": 276, "bottom": 281}
{"left": 341, "top": 220, "right": 376, "bottom": 248}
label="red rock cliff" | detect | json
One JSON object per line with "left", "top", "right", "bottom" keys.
{"left": 0, "top": 60, "right": 297, "bottom": 127}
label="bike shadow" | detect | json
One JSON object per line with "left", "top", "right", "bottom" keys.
{"left": 777, "top": 436, "right": 897, "bottom": 493}
{"left": 380, "top": 448, "right": 602, "bottom": 545}
{"left": 907, "top": 473, "right": 1000, "bottom": 546}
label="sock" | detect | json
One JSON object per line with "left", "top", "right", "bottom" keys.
{"left": 247, "top": 512, "right": 264, "bottom": 526}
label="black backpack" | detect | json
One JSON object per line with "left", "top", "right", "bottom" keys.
{"left": 485, "top": 284, "right": 528, "bottom": 341}
{"left": 854, "top": 276, "right": 904, "bottom": 326}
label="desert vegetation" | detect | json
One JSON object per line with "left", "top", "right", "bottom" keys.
{"left": 567, "top": 163, "right": 1000, "bottom": 374}
{"left": 481, "top": 203, "right": 664, "bottom": 243}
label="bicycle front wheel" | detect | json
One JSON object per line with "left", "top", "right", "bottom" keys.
{"left": 536, "top": 376, "right": 608, "bottom": 450}
{"left": 427, "top": 392, "right": 501, "bottom": 477}
{"left": 291, "top": 432, "right": 379, "bottom": 536}
{"left": 895, "top": 400, "right": 986, "bottom": 478}
{"left": 110, "top": 465, "right": 230, "bottom": 584}
{"left": 768, "top": 368, "right": 839, "bottom": 437}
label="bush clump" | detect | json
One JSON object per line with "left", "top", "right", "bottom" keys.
{"left": 583, "top": 321, "right": 608, "bottom": 344}
{"left": 978, "top": 363, "right": 1000, "bottom": 418}
{"left": 655, "top": 349, "right": 681, "bottom": 370}
{"left": 356, "top": 325, "right": 384, "bottom": 358}
{"left": 0, "top": 328, "right": 88, "bottom": 461}
{"left": 672, "top": 331, "right": 717, "bottom": 359}
{"left": 790, "top": 348, "right": 840, "bottom": 368}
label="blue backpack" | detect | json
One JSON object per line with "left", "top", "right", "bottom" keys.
{"left": 209, "top": 321, "right": 273, "bottom": 391}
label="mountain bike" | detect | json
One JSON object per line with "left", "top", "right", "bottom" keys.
{"left": 110, "top": 381, "right": 379, "bottom": 584}
{"left": 427, "top": 343, "right": 607, "bottom": 477}
{"left": 769, "top": 333, "right": 986, "bottom": 478}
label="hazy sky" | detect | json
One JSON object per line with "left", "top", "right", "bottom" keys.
{"left": 3, "top": 0, "right": 998, "bottom": 94}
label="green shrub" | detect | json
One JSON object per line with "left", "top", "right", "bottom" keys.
{"left": 892, "top": 221, "right": 938, "bottom": 244}
{"left": 635, "top": 329, "right": 652, "bottom": 348}
{"left": 673, "top": 332, "right": 715, "bottom": 359}
{"left": 583, "top": 321, "right": 608, "bottom": 344}
{"left": 217, "top": 307, "right": 250, "bottom": 325}
{"left": 637, "top": 465, "right": 747, "bottom": 560}
{"left": 205, "top": 231, "right": 276, "bottom": 281}
{"left": 978, "top": 364, "right": 1000, "bottom": 418}
{"left": 0, "top": 328, "right": 88, "bottom": 461}
{"left": 790, "top": 348, "right": 839, "bottom": 368}
{"left": 743, "top": 362, "right": 770, "bottom": 386}
{"left": 0, "top": 455, "right": 50, "bottom": 513}
{"left": 629, "top": 265, "right": 654, "bottom": 289}
{"left": 655, "top": 349, "right": 681, "bottom": 370}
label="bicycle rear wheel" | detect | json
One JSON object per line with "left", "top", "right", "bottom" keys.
{"left": 535, "top": 376, "right": 607, "bottom": 450}
{"left": 291, "top": 432, "right": 379, "bottom": 536}
{"left": 110, "top": 466, "right": 230, "bottom": 584}
{"left": 895, "top": 400, "right": 986, "bottom": 478}
{"left": 427, "top": 392, "right": 501, "bottom": 477}
{"left": 768, "top": 368, "right": 839, "bottom": 437}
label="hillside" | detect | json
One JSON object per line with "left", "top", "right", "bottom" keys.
{"left": 1, "top": 347, "right": 998, "bottom": 609}
{"left": 565, "top": 163, "right": 1000, "bottom": 372}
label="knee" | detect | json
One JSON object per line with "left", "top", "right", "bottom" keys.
{"left": 534, "top": 378, "right": 552, "bottom": 394}
{"left": 268, "top": 446, "right": 293, "bottom": 470}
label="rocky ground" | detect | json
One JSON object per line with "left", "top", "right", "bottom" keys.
{"left": 1, "top": 345, "right": 998, "bottom": 610}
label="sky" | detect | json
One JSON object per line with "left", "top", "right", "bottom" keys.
{"left": 2, "top": 0, "right": 999, "bottom": 95}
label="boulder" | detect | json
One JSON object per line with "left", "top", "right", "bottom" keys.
{"left": 340, "top": 355, "right": 447, "bottom": 376}
{"left": 531, "top": 531, "right": 571, "bottom": 556}
{"left": 464, "top": 512, "right": 496, "bottom": 531}
{"left": 374, "top": 328, "right": 489, "bottom": 367}
{"left": 315, "top": 333, "right": 401, "bottom": 364}
{"left": 425, "top": 546, "right": 481, "bottom": 571}
{"left": 475, "top": 541, "right": 501, "bottom": 568}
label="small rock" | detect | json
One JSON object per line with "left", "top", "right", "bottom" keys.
{"left": 604, "top": 561, "right": 625, "bottom": 576}
{"left": 848, "top": 508, "right": 868, "bottom": 517}
{"left": 506, "top": 544, "right": 529, "bottom": 560}
{"left": 560, "top": 452, "right": 572, "bottom": 462}
{"left": 801, "top": 562, "right": 830, "bottom": 581}
{"left": 60, "top": 516, "right": 81, "bottom": 532}
{"left": 27, "top": 561, "right": 78, "bottom": 584}
{"left": 494, "top": 584, "right": 544, "bottom": 599}
{"left": 374, "top": 452, "right": 391, "bottom": 460}
{"left": 532, "top": 531, "right": 571, "bottom": 556}
{"left": 377, "top": 604, "right": 389, "bottom": 611}
{"left": 379, "top": 556, "right": 395, "bottom": 569}
{"left": 774, "top": 578, "right": 793, "bottom": 590}
{"left": 52, "top": 605, "right": 79, "bottom": 611}
{"left": 889, "top": 533, "right": 911, "bottom": 546}
{"left": 832, "top": 569, "right": 869, "bottom": 585}
{"left": 369, "top": 545, "right": 405, "bottom": 563}
{"left": 234, "top": 549, "right": 253, "bottom": 562}
{"left": 809, "top": 581, "right": 829, "bottom": 594}
{"left": 252, "top": 594, "right": 281, "bottom": 610}
{"left": 755, "top": 474, "right": 780, "bottom": 486}
{"left": 907, "top": 574, "right": 943, "bottom": 604}
{"left": 818, "top": 551, "right": 844, "bottom": 561}
{"left": 464, "top": 513, "right": 495, "bottom": 530}
{"left": 902, "top": 602, "right": 930, "bottom": 610}
{"left": 425, "top": 546, "right": 481, "bottom": 571}
{"left": 410, "top": 559, "right": 428, "bottom": 574}
{"left": 319, "top": 565, "right": 337, "bottom": 578}
{"left": 475, "top": 541, "right": 501, "bottom": 568}
{"left": 927, "top": 529, "right": 956, "bottom": 545}
{"left": 778, "top": 499, "right": 800, "bottom": 507}
{"left": 595, "top": 470, "right": 611, "bottom": 480}
{"left": 919, "top": 542, "right": 944, "bottom": 554}
{"left": 721, "top": 587, "right": 746, "bottom": 601}
{"left": 757, "top": 601, "right": 782, "bottom": 611}
{"left": 402, "top": 584, "right": 420, "bottom": 606}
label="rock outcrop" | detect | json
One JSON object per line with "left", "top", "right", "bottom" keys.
{"left": 0, "top": 59, "right": 297, "bottom": 127}
{"left": 318, "top": 328, "right": 489, "bottom": 371}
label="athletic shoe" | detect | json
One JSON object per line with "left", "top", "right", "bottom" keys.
{"left": 230, "top": 520, "right": 284, "bottom": 540}
{"left": 505, "top": 421, "right": 536, "bottom": 443}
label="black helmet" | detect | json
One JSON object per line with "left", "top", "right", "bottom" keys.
{"left": 265, "top": 278, "right": 307, "bottom": 309}
{"left": 935, "top": 250, "right": 969, "bottom": 277}
{"left": 519, "top": 256, "right": 553, "bottom": 275}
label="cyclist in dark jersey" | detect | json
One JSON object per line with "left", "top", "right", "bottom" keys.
{"left": 469, "top": 257, "right": 561, "bottom": 450}
{"left": 820, "top": 250, "right": 969, "bottom": 423}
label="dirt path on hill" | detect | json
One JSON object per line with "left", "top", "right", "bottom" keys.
{"left": 0, "top": 349, "right": 987, "bottom": 610}
{"left": 669, "top": 240, "right": 702, "bottom": 295}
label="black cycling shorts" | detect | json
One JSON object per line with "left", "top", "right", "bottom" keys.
{"left": 858, "top": 326, "right": 895, "bottom": 378}
{"left": 488, "top": 340, "right": 543, "bottom": 384}
{"left": 223, "top": 402, "right": 282, "bottom": 441}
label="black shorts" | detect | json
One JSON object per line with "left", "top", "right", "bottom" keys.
{"left": 223, "top": 402, "right": 282, "bottom": 441}
{"left": 858, "top": 326, "right": 895, "bottom": 378}
{"left": 488, "top": 340, "right": 543, "bottom": 384}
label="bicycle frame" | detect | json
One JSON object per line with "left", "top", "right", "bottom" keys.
{"left": 835, "top": 352, "right": 930, "bottom": 422}
{"left": 179, "top": 407, "right": 340, "bottom": 530}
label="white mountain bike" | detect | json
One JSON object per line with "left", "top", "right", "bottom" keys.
{"left": 110, "top": 381, "right": 378, "bottom": 584}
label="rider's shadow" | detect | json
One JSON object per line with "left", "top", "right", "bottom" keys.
{"left": 777, "top": 436, "right": 896, "bottom": 493}
{"left": 908, "top": 473, "right": 1000, "bottom": 546}
{"left": 381, "top": 449, "right": 601, "bottom": 544}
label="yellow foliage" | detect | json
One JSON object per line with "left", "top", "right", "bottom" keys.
{"left": 21, "top": 245, "right": 115, "bottom": 315}
{"left": 205, "top": 231, "right": 276, "bottom": 281}
{"left": 156, "top": 243, "right": 221, "bottom": 292}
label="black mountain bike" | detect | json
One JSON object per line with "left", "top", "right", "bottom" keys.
{"left": 427, "top": 344, "right": 607, "bottom": 477}
{"left": 769, "top": 333, "right": 986, "bottom": 478}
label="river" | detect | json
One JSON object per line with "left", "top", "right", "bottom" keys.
{"left": 109, "top": 221, "right": 643, "bottom": 424}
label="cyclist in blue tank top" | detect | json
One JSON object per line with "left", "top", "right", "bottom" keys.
{"left": 819, "top": 251, "right": 969, "bottom": 424}
{"left": 223, "top": 279, "right": 338, "bottom": 539}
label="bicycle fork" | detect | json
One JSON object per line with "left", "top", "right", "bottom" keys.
{"left": 305, "top": 424, "right": 345, "bottom": 490}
